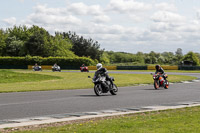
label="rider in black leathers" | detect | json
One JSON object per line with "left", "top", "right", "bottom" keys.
{"left": 155, "top": 65, "right": 167, "bottom": 80}
{"left": 94, "top": 63, "right": 113, "bottom": 88}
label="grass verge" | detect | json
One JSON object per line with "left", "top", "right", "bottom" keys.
{"left": 0, "top": 70, "right": 197, "bottom": 93}
{"left": 5, "top": 106, "right": 200, "bottom": 133}
{"left": 109, "top": 70, "right": 200, "bottom": 73}
{"left": 0, "top": 70, "right": 61, "bottom": 83}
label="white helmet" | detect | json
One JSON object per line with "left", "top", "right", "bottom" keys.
{"left": 96, "top": 63, "right": 102, "bottom": 70}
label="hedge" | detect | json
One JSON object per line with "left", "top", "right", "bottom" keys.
{"left": 88, "top": 66, "right": 117, "bottom": 70}
{"left": 117, "top": 66, "right": 147, "bottom": 70}
{"left": 147, "top": 66, "right": 178, "bottom": 70}
{"left": 178, "top": 66, "right": 200, "bottom": 70}
{"left": 0, "top": 56, "right": 95, "bottom": 66}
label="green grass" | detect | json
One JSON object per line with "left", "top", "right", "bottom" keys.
{"left": 109, "top": 70, "right": 200, "bottom": 73}
{"left": 11, "top": 106, "right": 200, "bottom": 133}
{"left": 112, "top": 73, "right": 196, "bottom": 87}
{"left": 0, "top": 70, "right": 61, "bottom": 83}
{"left": 162, "top": 70, "right": 200, "bottom": 73}
{"left": 0, "top": 70, "right": 197, "bottom": 93}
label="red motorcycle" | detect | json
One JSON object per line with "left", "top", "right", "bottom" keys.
{"left": 152, "top": 73, "right": 169, "bottom": 89}
{"left": 80, "top": 66, "right": 89, "bottom": 72}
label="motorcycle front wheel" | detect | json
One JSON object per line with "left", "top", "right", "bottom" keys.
{"left": 94, "top": 84, "right": 102, "bottom": 96}
{"left": 154, "top": 80, "right": 159, "bottom": 89}
{"left": 110, "top": 84, "right": 118, "bottom": 95}
{"left": 164, "top": 80, "right": 169, "bottom": 89}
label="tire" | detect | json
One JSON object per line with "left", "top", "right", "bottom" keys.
{"left": 94, "top": 84, "right": 102, "bottom": 96}
{"left": 110, "top": 84, "right": 118, "bottom": 95}
{"left": 154, "top": 80, "right": 159, "bottom": 89}
{"left": 164, "top": 80, "right": 169, "bottom": 89}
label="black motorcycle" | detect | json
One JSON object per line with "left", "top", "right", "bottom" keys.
{"left": 88, "top": 74, "right": 118, "bottom": 96}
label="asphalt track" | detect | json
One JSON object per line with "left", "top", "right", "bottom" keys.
{"left": 0, "top": 71, "right": 200, "bottom": 121}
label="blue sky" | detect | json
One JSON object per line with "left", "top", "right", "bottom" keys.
{"left": 1, "top": 0, "right": 200, "bottom": 54}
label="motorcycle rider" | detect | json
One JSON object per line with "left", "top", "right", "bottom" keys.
{"left": 34, "top": 63, "right": 39, "bottom": 67}
{"left": 34, "top": 63, "right": 39, "bottom": 69}
{"left": 53, "top": 63, "right": 58, "bottom": 68}
{"left": 52, "top": 63, "right": 60, "bottom": 71}
{"left": 33, "top": 63, "right": 41, "bottom": 71}
{"left": 155, "top": 65, "right": 167, "bottom": 80}
{"left": 94, "top": 63, "right": 114, "bottom": 88}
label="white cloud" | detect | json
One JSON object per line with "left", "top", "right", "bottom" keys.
{"left": 151, "top": 11, "right": 185, "bottom": 23}
{"left": 3, "top": 0, "right": 200, "bottom": 53}
{"left": 195, "top": 8, "right": 200, "bottom": 20}
{"left": 129, "top": 14, "right": 144, "bottom": 22}
{"left": 155, "top": 2, "right": 177, "bottom": 12}
{"left": 34, "top": 5, "right": 67, "bottom": 15}
{"left": 107, "top": 0, "right": 152, "bottom": 13}
{"left": 106, "top": 0, "right": 152, "bottom": 23}
{"left": 18, "top": 0, "right": 24, "bottom": 3}
{"left": 25, "top": 4, "right": 81, "bottom": 27}
{"left": 150, "top": 11, "right": 186, "bottom": 36}
{"left": 92, "top": 15, "right": 111, "bottom": 23}
{"left": 29, "top": 13, "right": 81, "bottom": 25}
{"left": 67, "top": 2, "right": 103, "bottom": 15}
{"left": 2, "top": 17, "right": 16, "bottom": 26}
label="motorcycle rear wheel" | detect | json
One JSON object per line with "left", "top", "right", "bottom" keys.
{"left": 110, "top": 84, "right": 118, "bottom": 95}
{"left": 94, "top": 84, "right": 102, "bottom": 96}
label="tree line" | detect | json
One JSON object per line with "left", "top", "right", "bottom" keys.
{"left": 0, "top": 25, "right": 103, "bottom": 60}
{"left": 102, "top": 49, "right": 200, "bottom": 66}
{"left": 0, "top": 25, "right": 199, "bottom": 66}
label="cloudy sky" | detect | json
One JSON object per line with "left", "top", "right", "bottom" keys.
{"left": 1, "top": 0, "right": 200, "bottom": 54}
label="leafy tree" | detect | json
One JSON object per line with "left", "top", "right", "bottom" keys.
{"left": 52, "top": 33, "right": 75, "bottom": 57}
{"left": 175, "top": 48, "right": 183, "bottom": 64}
{"left": 157, "top": 55, "right": 165, "bottom": 64}
{"left": 195, "top": 53, "right": 200, "bottom": 63}
{"left": 146, "top": 51, "right": 158, "bottom": 64}
{"left": 7, "top": 25, "right": 30, "bottom": 41}
{"left": 5, "top": 25, "right": 31, "bottom": 56}
{"left": 104, "top": 51, "right": 144, "bottom": 65}
{"left": 99, "top": 52, "right": 110, "bottom": 64}
{"left": 24, "top": 26, "right": 76, "bottom": 57}
{"left": 5, "top": 36, "right": 24, "bottom": 56}
{"left": 24, "top": 26, "right": 50, "bottom": 56}
{"left": 135, "top": 52, "right": 145, "bottom": 64}
{"left": 65, "top": 31, "right": 103, "bottom": 60}
{"left": 175, "top": 48, "right": 183, "bottom": 56}
{"left": 0, "top": 29, "right": 7, "bottom": 56}
{"left": 181, "top": 51, "right": 200, "bottom": 66}
{"left": 161, "top": 52, "right": 176, "bottom": 64}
